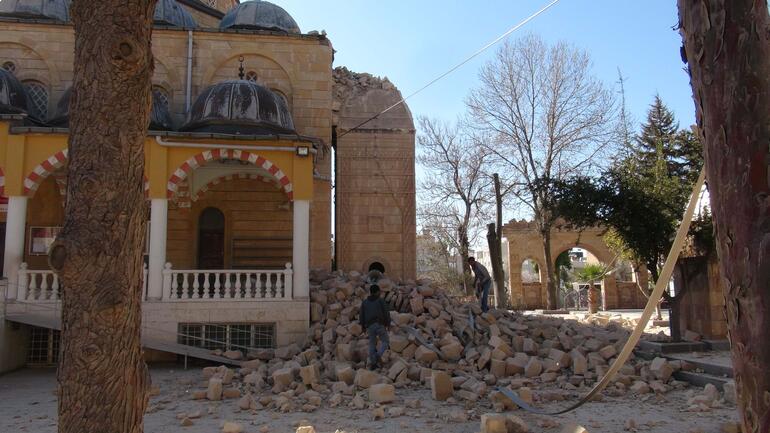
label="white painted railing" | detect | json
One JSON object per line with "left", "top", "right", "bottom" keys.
{"left": 161, "top": 263, "right": 293, "bottom": 301}
{"left": 17, "top": 263, "right": 59, "bottom": 301}
{"left": 17, "top": 263, "right": 148, "bottom": 302}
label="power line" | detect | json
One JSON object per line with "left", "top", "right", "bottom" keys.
{"left": 337, "top": 0, "right": 563, "bottom": 138}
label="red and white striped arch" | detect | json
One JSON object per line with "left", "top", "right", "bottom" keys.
{"left": 23, "top": 149, "right": 150, "bottom": 198}
{"left": 191, "top": 173, "right": 284, "bottom": 202}
{"left": 167, "top": 149, "right": 293, "bottom": 201}
{"left": 23, "top": 149, "right": 68, "bottom": 196}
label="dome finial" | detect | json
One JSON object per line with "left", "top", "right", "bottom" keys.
{"left": 238, "top": 56, "right": 245, "bottom": 80}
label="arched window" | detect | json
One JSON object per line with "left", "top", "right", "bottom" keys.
{"left": 2, "top": 61, "right": 16, "bottom": 75}
{"left": 23, "top": 80, "right": 48, "bottom": 119}
{"left": 245, "top": 71, "right": 258, "bottom": 83}
{"left": 152, "top": 85, "right": 170, "bottom": 110}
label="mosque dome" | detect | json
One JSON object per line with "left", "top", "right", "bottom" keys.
{"left": 0, "top": 69, "right": 29, "bottom": 115}
{"left": 219, "top": 1, "right": 300, "bottom": 34}
{"left": 49, "top": 87, "right": 175, "bottom": 130}
{"left": 182, "top": 80, "right": 295, "bottom": 134}
{"left": 154, "top": 0, "right": 197, "bottom": 28}
{"left": 0, "top": 0, "right": 71, "bottom": 22}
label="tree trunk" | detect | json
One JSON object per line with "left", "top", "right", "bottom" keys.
{"left": 491, "top": 173, "right": 507, "bottom": 308}
{"left": 458, "top": 225, "right": 472, "bottom": 295}
{"left": 587, "top": 281, "right": 598, "bottom": 314}
{"left": 486, "top": 223, "right": 500, "bottom": 308}
{"left": 678, "top": 1, "right": 770, "bottom": 431}
{"left": 52, "top": 1, "right": 157, "bottom": 432}
{"left": 541, "top": 228, "right": 558, "bottom": 310}
{"left": 647, "top": 262, "right": 664, "bottom": 321}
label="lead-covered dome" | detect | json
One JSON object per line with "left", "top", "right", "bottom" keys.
{"left": 182, "top": 80, "right": 295, "bottom": 134}
{"left": 0, "top": 69, "right": 28, "bottom": 115}
{"left": 154, "top": 0, "right": 197, "bottom": 28}
{"left": 220, "top": 0, "right": 300, "bottom": 34}
{"left": 49, "top": 87, "right": 175, "bottom": 130}
{"left": 0, "top": 0, "right": 71, "bottom": 22}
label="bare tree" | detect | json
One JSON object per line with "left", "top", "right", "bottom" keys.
{"left": 678, "top": 1, "right": 770, "bottom": 430}
{"left": 467, "top": 34, "right": 617, "bottom": 309}
{"left": 49, "top": 1, "right": 157, "bottom": 432}
{"left": 417, "top": 117, "right": 492, "bottom": 294}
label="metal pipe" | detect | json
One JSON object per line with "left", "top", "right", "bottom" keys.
{"left": 185, "top": 30, "right": 193, "bottom": 112}
{"left": 155, "top": 136, "right": 317, "bottom": 153}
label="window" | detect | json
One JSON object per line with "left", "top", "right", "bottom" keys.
{"left": 28, "top": 326, "right": 60, "bottom": 365}
{"left": 23, "top": 80, "right": 49, "bottom": 119}
{"left": 245, "top": 71, "right": 258, "bottom": 83}
{"left": 205, "top": 0, "right": 217, "bottom": 8}
{"left": 152, "top": 85, "right": 170, "bottom": 110}
{"left": 2, "top": 61, "right": 16, "bottom": 74}
{"left": 177, "top": 323, "right": 276, "bottom": 351}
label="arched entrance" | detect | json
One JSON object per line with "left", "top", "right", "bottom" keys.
{"left": 198, "top": 207, "right": 225, "bottom": 269}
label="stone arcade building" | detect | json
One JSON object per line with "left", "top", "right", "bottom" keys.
{"left": 0, "top": 0, "right": 416, "bottom": 371}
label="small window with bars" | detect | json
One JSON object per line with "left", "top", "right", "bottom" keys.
{"left": 23, "top": 80, "right": 49, "bottom": 119}
{"left": 205, "top": 0, "right": 217, "bottom": 8}
{"left": 28, "top": 326, "right": 60, "bottom": 365}
{"left": 152, "top": 85, "right": 170, "bottom": 110}
{"left": 245, "top": 71, "right": 258, "bottom": 83}
{"left": 177, "top": 323, "right": 276, "bottom": 351}
{"left": 2, "top": 61, "right": 16, "bottom": 74}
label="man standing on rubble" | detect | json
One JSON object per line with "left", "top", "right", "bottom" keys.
{"left": 360, "top": 284, "right": 391, "bottom": 370}
{"left": 468, "top": 257, "right": 492, "bottom": 312}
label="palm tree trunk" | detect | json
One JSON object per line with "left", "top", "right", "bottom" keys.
{"left": 52, "top": 1, "right": 157, "bottom": 432}
{"left": 678, "top": 1, "right": 770, "bottom": 430}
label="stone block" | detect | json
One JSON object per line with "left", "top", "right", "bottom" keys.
{"left": 490, "top": 359, "right": 507, "bottom": 378}
{"left": 480, "top": 413, "right": 528, "bottom": 433}
{"left": 415, "top": 346, "right": 438, "bottom": 365}
{"left": 598, "top": 345, "right": 617, "bottom": 360}
{"left": 389, "top": 335, "right": 409, "bottom": 352}
{"left": 549, "top": 349, "right": 571, "bottom": 369}
{"left": 430, "top": 370, "right": 453, "bottom": 401}
{"left": 207, "top": 377, "right": 223, "bottom": 401}
{"left": 524, "top": 358, "right": 543, "bottom": 378}
{"left": 387, "top": 360, "right": 407, "bottom": 380}
{"left": 300, "top": 364, "right": 321, "bottom": 385}
{"left": 354, "top": 369, "right": 382, "bottom": 389}
{"left": 570, "top": 350, "right": 587, "bottom": 375}
{"left": 368, "top": 383, "right": 395, "bottom": 403}
{"left": 272, "top": 368, "right": 294, "bottom": 389}
{"left": 441, "top": 342, "right": 464, "bottom": 361}
{"left": 335, "top": 365, "right": 355, "bottom": 385}
{"left": 649, "top": 357, "right": 674, "bottom": 382}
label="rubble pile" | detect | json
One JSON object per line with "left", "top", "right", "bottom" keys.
{"left": 189, "top": 270, "right": 730, "bottom": 425}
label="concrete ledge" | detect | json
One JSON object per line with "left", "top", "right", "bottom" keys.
{"left": 637, "top": 340, "right": 708, "bottom": 354}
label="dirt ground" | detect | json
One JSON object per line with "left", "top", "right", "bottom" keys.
{"left": 0, "top": 366, "right": 739, "bottom": 433}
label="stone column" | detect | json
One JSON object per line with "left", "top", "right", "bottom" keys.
{"left": 147, "top": 198, "right": 167, "bottom": 300}
{"left": 3, "top": 196, "right": 27, "bottom": 300}
{"left": 292, "top": 199, "right": 310, "bottom": 300}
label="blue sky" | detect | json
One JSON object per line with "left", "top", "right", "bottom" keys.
{"left": 279, "top": 0, "right": 697, "bottom": 128}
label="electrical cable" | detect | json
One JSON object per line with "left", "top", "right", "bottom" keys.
{"left": 337, "top": 0, "right": 563, "bottom": 138}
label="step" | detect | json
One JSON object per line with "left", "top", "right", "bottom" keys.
{"left": 673, "top": 370, "right": 732, "bottom": 391}
{"left": 637, "top": 340, "right": 708, "bottom": 354}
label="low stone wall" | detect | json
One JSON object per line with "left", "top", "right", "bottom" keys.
{"left": 615, "top": 281, "right": 648, "bottom": 309}
{"left": 520, "top": 282, "right": 543, "bottom": 310}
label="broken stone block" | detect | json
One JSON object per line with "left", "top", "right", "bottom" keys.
{"left": 387, "top": 360, "right": 407, "bottom": 381}
{"left": 448, "top": 409, "right": 469, "bottom": 422}
{"left": 238, "top": 394, "right": 254, "bottom": 410}
{"left": 223, "top": 350, "right": 243, "bottom": 360}
{"left": 191, "top": 390, "right": 206, "bottom": 400}
{"left": 481, "top": 413, "right": 528, "bottom": 433}
{"left": 222, "top": 422, "right": 244, "bottom": 433}
{"left": 371, "top": 406, "right": 386, "bottom": 420}
{"left": 335, "top": 365, "right": 355, "bottom": 385}
{"left": 490, "top": 359, "right": 507, "bottom": 378}
{"left": 415, "top": 346, "right": 439, "bottom": 365}
{"left": 275, "top": 343, "right": 300, "bottom": 360}
{"left": 300, "top": 364, "right": 321, "bottom": 385}
{"left": 430, "top": 370, "right": 453, "bottom": 401}
{"left": 354, "top": 369, "right": 382, "bottom": 389}
{"left": 571, "top": 350, "right": 587, "bottom": 375}
{"left": 549, "top": 349, "right": 571, "bottom": 369}
{"left": 630, "top": 381, "right": 650, "bottom": 394}
{"left": 524, "top": 358, "right": 543, "bottom": 378}
{"left": 272, "top": 368, "right": 294, "bottom": 389}
{"left": 180, "top": 417, "right": 193, "bottom": 427}
{"left": 389, "top": 335, "right": 409, "bottom": 353}
{"left": 649, "top": 357, "right": 674, "bottom": 382}
{"left": 722, "top": 382, "right": 737, "bottom": 405}
{"left": 388, "top": 406, "right": 404, "bottom": 417}
{"left": 207, "top": 377, "right": 223, "bottom": 401}
{"left": 517, "top": 387, "right": 533, "bottom": 405}
{"left": 296, "top": 426, "right": 316, "bottom": 433}
{"left": 598, "top": 345, "right": 617, "bottom": 360}
{"left": 441, "top": 342, "right": 464, "bottom": 361}
{"left": 369, "top": 383, "right": 395, "bottom": 403}
{"left": 222, "top": 388, "right": 241, "bottom": 399}
{"left": 351, "top": 394, "right": 366, "bottom": 409}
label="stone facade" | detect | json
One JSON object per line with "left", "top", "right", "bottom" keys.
{"left": 502, "top": 219, "right": 648, "bottom": 310}
{"left": 674, "top": 255, "right": 728, "bottom": 339}
{"left": 333, "top": 67, "right": 417, "bottom": 279}
{"left": 0, "top": 0, "right": 417, "bottom": 368}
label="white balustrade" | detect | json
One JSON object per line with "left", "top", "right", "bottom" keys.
{"left": 17, "top": 263, "right": 60, "bottom": 302}
{"left": 161, "top": 263, "right": 293, "bottom": 301}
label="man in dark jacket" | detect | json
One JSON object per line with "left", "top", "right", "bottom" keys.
{"left": 468, "top": 256, "right": 492, "bottom": 312}
{"left": 359, "top": 284, "right": 390, "bottom": 369}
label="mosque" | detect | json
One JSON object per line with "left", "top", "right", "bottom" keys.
{"left": 0, "top": 0, "right": 416, "bottom": 371}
